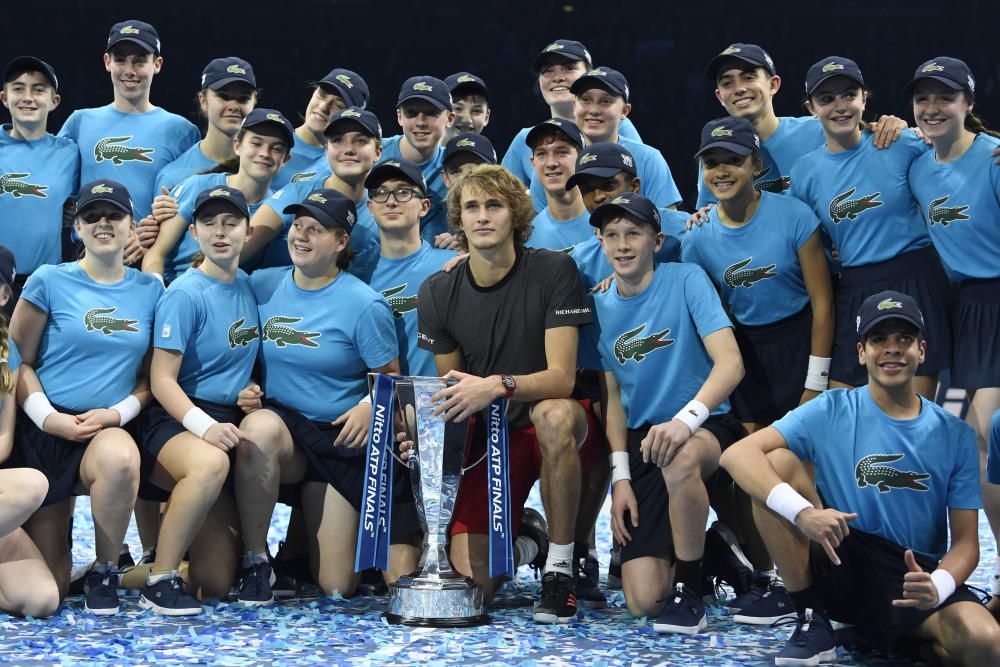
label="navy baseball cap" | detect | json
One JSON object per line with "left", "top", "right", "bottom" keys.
{"left": 694, "top": 117, "right": 760, "bottom": 158}
{"left": 193, "top": 185, "right": 250, "bottom": 220}
{"left": 446, "top": 72, "right": 490, "bottom": 101}
{"left": 525, "top": 118, "right": 585, "bottom": 151}
{"left": 590, "top": 193, "right": 661, "bottom": 231}
{"left": 570, "top": 66, "right": 630, "bottom": 102}
{"left": 805, "top": 56, "right": 865, "bottom": 96}
{"left": 317, "top": 68, "right": 370, "bottom": 109}
{"left": 201, "top": 57, "right": 256, "bottom": 91}
{"left": 323, "top": 107, "right": 382, "bottom": 140}
{"left": 241, "top": 108, "right": 295, "bottom": 148}
{"left": 283, "top": 189, "right": 358, "bottom": 234}
{"left": 903, "top": 57, "right": 975, "bottom": 101}
{"left": 106, "top": 20, "right": 160, "bottom": 54}
{"left": 857, "top": 290, "right": 925, "bottom": 338}
{"left": 3, "top": 56, "right": 58, "bottom": 90}
{"left": 706, "top": 43, "right": 776, "bottom": 80}
{"left": 0, "top": 246, "right": 15, "bottom": 292}
{"left": 397, "top": 76, "right": 452, "bottom": 111}
{"left": 566, "top": 143, "right": 637, "bottom": 190}
{"left": 75, "top": 179, "right": 133, "bottom": 217}
{"left": 365, "top": 159, "right": 428, "bottom": 195}
{"left": 532, "top": 39, "right": 592, "bottom": 72}
{"left": 443, "top": 133, "right": 498, "bottom": 166}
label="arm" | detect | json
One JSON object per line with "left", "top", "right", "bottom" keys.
{"left": 240, "top": 205, "right": 284, "bottom": 264}
{"left": 331, "top": 359, "right": 401, "bottom": 448}
{"left": 602, "top": 370, "right": 639, "bottom": 543}
{"left": 798, "top": 231, "right": 836, "bottom": 402}
{"left": 141, "top": 212, "right": 190, "bottom": 277}
{"left": 76, "top": 351, "right": 154, "bottom": 429}
{"left": 893, "top": 508, "right": 980, "bottom": 610}
{"left": 0, "top": 367, "right": 19, "bottom": 463}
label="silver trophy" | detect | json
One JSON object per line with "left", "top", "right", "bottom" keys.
{"left": 384, "top": 377, "right": 489, "bottom": 627}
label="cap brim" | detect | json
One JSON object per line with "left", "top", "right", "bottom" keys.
{"left": 107, "top": 36, "right": 156, "bottom": 53}
{"left": 4, "top": 56, "right": 57, "bottom": 88}
{"left": 450, "top": 82, "right": 490, "bottom": 101}
{"left": 694, "top": 141, "right": 755, "bottom": 159}
{"left": 316, "top": 81, "right": 354, "bottom": 105}
{"left": 903, "top": 75, "right": 969, "bottom": 99}
{"left": 858, "top": 313, "right": 924, "bottom": 338}
{"left": 207, "top": 76, "right": 257, "bottom": 91}
{"left": 364, "top": 165, "right": 425, "bottom": 193}
{"left": 531, "top": 51, "right": 587, "bottom": 72}
{"left": 569, "top": 77, "right": 626, "bottom": 99}
{"left": 444, "top": 148, "right": 491, "bottom": 165}
{"left": 566, "top": 166, "right": 625, "bottom": 190}
{"left": 806, "top": 72, "right": 864, "bottom": 96}
{"left": 526, "top": 126, "right": 582, "bottom": 151}
{"left": 705, "top": 54, "right": 770, "bottom": 80}
{"left": 194, "top": 197, "right": 248, "bottom": 220}
{"left": 396, "top": 94, "right": 449, "bottom": 111}
{"left": 76, "top": 196, "right": 132, "bottom": 217}
{"left": 323, "top": 117, "right": 378, "bottom": 139}
{"left": 282, "top": 203, "right": 349, "bottom": 231}
{"left": 243, "top": 120, "right": 294, "bottom": 148}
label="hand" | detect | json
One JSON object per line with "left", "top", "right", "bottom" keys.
{"left": 685, "top": 204, "right": 715, "bottom": 231}
{"left": 610, "top": 480, "right": 639, "bottom": 544}
{"left": 794, "top": 507, "right": 857, "bottom": 565}
{"left": 237, "top": 383, "right": 263, "bottom": 414}
{"left": 993, "top": 145, "right": 1000, "bottom": 165}
{"left": 431, "top": 371, "right": 503, "bottom": 422}
{"left": 868, "top": 115, "right": 907, "bottom": 149}
{"left": 640, "top": 419, "right": 691, "bottom": 468}
{"left": 123, "top": 227, "right": 145, "bottom": 266}
{"left": 441, "top": 252, "right": 469, "bottom": 273}
{"left": 43, "top": 412, "right": 103, "bottom": 443}
{"left": 830, "top": 246, "right": 840, "bottom": 263}
{"left": 589, "top": 274, "right": 614, "bottom": 294}
{"left": 433, "top": 232, "right": 462, "bottom": 251}
{"left": 892, "top": 550, "right": 939, "bottom": 610}
{"left": 331, "top": 403, "right": 371, "bottom": 447}
{"left": 202, "top": 422, "right": 245, "bottom": 452}
{"left": 152, "top": 188, "right": 179, "bottom": 223}
{"left": 75, "top": 408, "right": 123, "bottom": 429}
{"left": 137, "top": 215, "right": 160, "bottom": 249}
{"left": 799, "top": 389, "right": 821, "bottom": 405}
{"left": 397, "top": 430, "right": 414, "bottom": 463}
{"left": 911, "top": 126, "right": 930, "bottom": 145}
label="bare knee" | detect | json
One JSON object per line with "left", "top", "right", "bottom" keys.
{"left": 238, "top": 412, "right": 285, "bottom": 460}
{"left": 16, "top": 470, "right": 49, "bottom": 514}
{"left": 91, "top": 435, "right": 140, "bottom": 483}
{"left": 532, "top": 400, "right": 578, "bottom": 451}
{"left": 11, "top": 581, "right": 60, "bottom": 618}
{"left": 190, "top": 449, "right": 231, "bottom": 489}
{"left": 623, "top": 582, "right": 662, "bottom": 618}
{"left": 957, "top": 617, "right": 1000, "bottom": 663}
{"left": 662, "top": 447, "right": 706, "bottom": 489}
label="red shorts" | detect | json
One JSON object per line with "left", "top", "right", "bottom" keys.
{"left": 449, "top": 399, "right": 604, "bottom": 537}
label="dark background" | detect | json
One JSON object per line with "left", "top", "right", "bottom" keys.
{"left": 4, "top": 0, "right": 997, "bottom": 208}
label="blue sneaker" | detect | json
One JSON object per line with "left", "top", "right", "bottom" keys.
{"left": 574, "top": 555, "right": 607, "bottom": 609}
{"left": 237, "top": 560, "right": 275, "bottom": 606}
{"left": 704, "top": 522, "right": 754, "bottom": 597}
{"left": 84, "top": 566, "right": 121, "bottom": 616}
{"left": 726, "top": 573, "right": 768, "bottom": 611}
{"left": 606, "top": 544, "right": 622, "bottom": 590}
{"left": 139, "top": 573, "right": 202, "bottom": 616}
{"left": 733, "top": 578, "right": 796, "bottom": 624}
{"left": 773, "top": 608, "right": 838, "bottom": 666}
{"left": 653, "top": 583, "right": 707, "bottom": 635}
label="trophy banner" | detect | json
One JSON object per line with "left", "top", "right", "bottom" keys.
{"left": 486, "top": 398, "right": 514, "bottom": 578}
{"left": 355, "top": 372, "right": 396, "bottom": 572}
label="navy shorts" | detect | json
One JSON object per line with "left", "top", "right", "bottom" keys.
{"left": 832, "top": 247, "right": 952, "bottom": 386}
{"left": 950, "top": 278, "right": 1000, "bottom": 390}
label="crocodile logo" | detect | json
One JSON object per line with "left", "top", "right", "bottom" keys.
{"left": 228, "top": 318, "right": 259, "bottom": 348}
{"left": 724, "top": 257, "right": 778, "bottom": 289}
{"left": 821, "top": 61, "right": 844, "bottom": 73}
{"left": 921, "top": 63, "right": 945, "bottom": 73}
{"left": 544, "top": 43, "right": 565, "bottom": 52}
{"left": 307, "top": 193, "right": 327, "bottom": 204}
{"left": 209, "top": 188, "right": 230, "bottom": 197}
{"left": 457, "top": 138, "right": 477, "bottom": 148}
{"left": 262, "top": 316, "right": 320, "bottom": 347}
{"left": 711, "top": 127, "right": 733, "bottom": 137}
{"left": 94, "top": 136, "right": 154, "bottom": 165}
{"left": 380, "top": 284, "right": 417, "bottom": 318}
{"left": 579, "top": 153, "right": 597, "bottom": 164}
{"left": 586, "top": 69, "right": 607, "bottom": 77}
{"left": 0, "top": 173, "right": 47, "bottom": 198}
{"left": 341, "top": 109, "right": 362, "bottom": 119}
{"left": 559, "top": 245, "right": 577, "bottom": 254}
{"left": 119, "top": 25, "right": 140, "bottom": 35}
{"left": 614, "top": 323, "right": 674, "bottom": 364}
{"left": 413, "top": 82, "right": 433, "bottom": 92}
{"left": 266, "top": 113, "right": 283, "bottom": 123}
{"left": 721, "top": 46, "right": 741, "bottom": 55}
{"left": 84, "top": 307, "right": 139, "bottom": 335}
{"left": 877, "top": 298, "right": 902, "bottom": 311}
{"left": 855, "top": 453, "right": 930, "bottom": 493}
{"left": 226, "top": 64, "right": 247, "bottom": 75}
{"left": 456, "top": 75, "right": 477, "bottom": 83}
{"left": 753, "top": 166, "right": 791, "bottom": 194}
{"left": 928, "top": 195, "right": 970, "bottom": 226}
{"left": 336, "top": 74, "right": 353, "bottom": 88}
{"left": 610, "top": 194, "right": 632, "bottom": 205}
{"left": 384, "top": 161, "right": 401, "bottom": 167}
{"left": 290, "top": 171, "right": 317, "bottom": 184}
{"left": 829, "top": 187, "right": 883, "bottom": 224}
{"left": 92, "top": 184, "right": 114, "bottom": 194}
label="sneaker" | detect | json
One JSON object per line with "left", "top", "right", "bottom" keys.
{"left": 727, "top": 574, "right": 769, "bottom": 611}
{"left": 532, "top": 572, "right": 577, "bottom": 624}
{"left": 573, "top": 555, "right": 607, "bottom": 609}
{"left": 139, "top": 573, "right": 202, "bottom": 616}
{"left": 84, "top": 567, "right": 121, "bottom": 616}
{"left": 703, "top": 521, "right": 754, "bottom": 597}
{"left": 272, "top": 572, "right": 297, "bottom": 599}
{"left": 606, "top": 544, "right": 622, "bottom": 590}
{"left": 518, "top": 508, "right": 549, "bottom": 573}
{"left": 237, "top": 561, "right": 275, "bottom": 606}
{"left": 70, "top": 545, "right": 136, "bottom": 595}
{"left": 733, "top": 578, "right": 796, "bottom": 624}
{"left": 773, "top": 608, "right": 838, "bottom": 666}
{"left": 653, "top": 583, "right": 707, "bottom": 635}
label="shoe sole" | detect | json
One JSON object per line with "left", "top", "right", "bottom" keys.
{"left": 273, "top": 590, "right": 296, "bottom": 600}
{"left": 85, "top": 604, "right": 120, "bottom": 616}
{"left": 532, "top": 611, "right": 575, "bottom": 624}
{"left": 138, "top": 595, "right": 202, "bottom": 616}
{"left": 733, "top": 611, "right": 797, "bottom": 625}
{"left": 581, "top": 599, "right": 607, "bottom": 610}
{"left": 774, "top": 647, "right": 838, "bottom": 666}
{"left": 238, "top": 596, "right": 275, "bottom": 607}
{"left": 653, "top": 615, "right": 708, "bottom": 635}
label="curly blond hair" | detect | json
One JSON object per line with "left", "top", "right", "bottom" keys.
{"left": 446, "top": 164, "right": 534, "bottom": 251}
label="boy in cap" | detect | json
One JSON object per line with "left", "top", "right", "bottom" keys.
{"left": 443, "top": 72, "right": 491, "bottom": 143}
{"left": 441, "top": 133, "right": 498, "bottom": 191}
{"left": 524, "top": 119, "right": 589, "bottom": 252}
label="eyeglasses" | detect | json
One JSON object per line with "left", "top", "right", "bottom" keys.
{"left": 80, "top": 210, "right": 128, "bottom": 224}
{"left": 370, "top": 187, "right": 423, "bottom": 204}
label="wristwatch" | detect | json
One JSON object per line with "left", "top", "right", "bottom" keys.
{"left": 500, "top": 374, "right": 516, "bottom": 399}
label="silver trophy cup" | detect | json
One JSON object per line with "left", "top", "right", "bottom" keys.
{"left": 384, "top": 377, "right": 489, "bottom": 626}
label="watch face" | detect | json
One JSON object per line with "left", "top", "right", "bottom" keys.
{"left": 502, "top": 375, "right": 516, "bottom": 390}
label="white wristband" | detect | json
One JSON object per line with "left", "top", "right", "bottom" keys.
{"left": 23, "top": 391, "right": 57, "bottom": 431}
{"left": 673, "top": 400, "right": 709, "bottom": 433}
{"left": 805, "top": 355, "right": 832, "bottom": 391}
{"left": 182, "top": 407, "right": 218, "bottom": 439}
{"left": 110, "top": 395, "right": 141, "bottom": 426}
{"left": 766, "top": 482, "right": 814, "bottom": 525}
{"left": 358, "top": 392, "right": 372, "bottom": 406}
{"left": 610, "top": 451, "right": 631, "bottom": 485}
{"left": 930, "top": 568, "right": 957, "bottom": 608}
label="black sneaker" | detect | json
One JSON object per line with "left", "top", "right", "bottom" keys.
{"left": 726, "top": 573, "right": 769, "bottom": 611}
{"left": 573, "top": 555, "right": 607, "bottom": 609}
{"left": 139, "top": 573, "right": 202, "bottom": 616}
{"left": 272, "top": 540, "right": 314, "bottom": 586}
{"left": 272, "top": 572, "right": 297, "bottom": 599}
{"left": 653, "top": 583, "right": 707, "bottom": 635}
{"left": 773, "top": 608, "right": 837, "bottom": 666}
{"left": 703, "top": 522, "right": 754, "bottom": 596}
{"left": 532, "top": 572, "right": 577, "bottom": 624}
{"left": 84, "top": 567, "right": 121, "bottom": 616}
{"left": 237, "top": 561, "right": 275, "bottom": 606}
{"left": 606, "top": 544, "right": 622, "bottom": 590}
{"left": 518, "top": 508, "right": 548, "bottom": 573}
{"left": 733, "top": 578, "right": 796, "bottom": 624}
{"left": 69, "top": 545, "right": 136, "bottom": 595}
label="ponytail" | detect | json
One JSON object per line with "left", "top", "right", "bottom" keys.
{"left": 0, "top": 311, "right": 14, "bottom": 395}
{"left": 966, "top": 113, "right": 1000, "bottom": 140}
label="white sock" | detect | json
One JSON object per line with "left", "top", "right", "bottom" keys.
{"left": 147, "top": 570, "right": 176, "bottom": 585}
{"left": 545, "top": 542, "right": 574, "bottom": 576}
{"left": 93, "top": 561, "right": 113, "bottom": 575}
{"left": 515, "top": 536, "right": 539, "bottom": 567}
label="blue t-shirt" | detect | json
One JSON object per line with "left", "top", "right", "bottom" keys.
{"left": 154, "top": 267, "right": 259, "bottom": 405}
{"left": 527, "top": 208, "right": 594, "bottom": 251}
{"left": 589, "top": 262, "right": 732, "bottom": 428}
{"left": 369, "top": 242, "right": 457, "bottom": 377}
{"left": 773, "top": 387, "right": 980, "bottom": 559}
{"left": 58, "top": 105, "right": 200, "bottom": 220}
{"left": 153, "top": 142, "right": 217, "bottom": 197}
{"left": 21, "top": 263, "right": 162, "bottom": 411}
{"left": 251, "top": 267, "right": 397, "bottom": 422}
{"left": 908, "top": 133, "right": 1000, "bottom": 282}
{"left": 697, "top": 116, "right": 825, "bottom": 208}
{"left": 271, "top": 134, "right": 326, "bottom": 191}
{"left": 681, "top": 192, "right": 821, "bottom": 325}
{"left": 0, "top": 127, "right": 80, "bottom": 274}
{"left": 987, "top": 409, "right": 1000, "bottom": 485}
{"left": 790, "top": 131, "right": 931, "bottom": 267}
{"left": 6, "top": 338, "right": 22, "bottom": 375}
{"left": 380, "top": 136, "right": 448, "bottom": 242}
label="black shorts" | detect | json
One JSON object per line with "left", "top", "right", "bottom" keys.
{"left": 810, "top": 528, "right": 981, "bottom": 650}
{"left": 950, "top": 278, "right": 1000, "bottom": 390}
{"left": 620, "top": 413, "right": 746, "bottom": 565}
{"left": 732, "top": 307, "right": 812, "bottom": 424}
{"left": 571, "top": 368, "right": 602, "bottom": 404}
{"left": 832, "top": 247, "right": 953, "bottom": 385}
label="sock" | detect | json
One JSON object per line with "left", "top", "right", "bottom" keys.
{"left": 147, "top": 570, "right": 175, "bottom": 585}
{"left": 243, "top": 551, "right": 268, "bottom": 567}
{"left": 545, "top": 542, "right": 574, "bottom": 576}
{"left": 93, "top": 561, "right": 112, "bottom": 575}
{"left": 992, "top": 556, "right": 1000, "bottom": 595}
{"left": 514, "top": 536, "right": 538, "bottom": 567}
{"left": 789, "top": 585, "right": 825, "bottom": 616}
{"left": 574, "top": 543, "right": 589, "bottom": 561}
{"left": 674, "top": 558, "right": 703, "bottom": 596}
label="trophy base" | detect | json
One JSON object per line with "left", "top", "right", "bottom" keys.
{"left": 383, "top": 612, "right": 491, "bottom": 627}
{"left": 385, "top": 575, "right": 490, "bottom": 627}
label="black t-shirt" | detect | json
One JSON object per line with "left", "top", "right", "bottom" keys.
{"left": 418, "top": 247, "right": 593, "bottom": 428}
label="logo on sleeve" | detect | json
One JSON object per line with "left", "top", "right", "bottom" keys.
{"left": 227, "top": 318, "right": 260, "bottom": 348}
{"left": 84, "top": 307, "right": 139, "bottom": 335}
{"left": 829, "top": 187, "right": 882, "bottom": 224}
{"left": 614, "top": 323, "right": 674, "bottom": 364}
{"left": 752, "top": 166, "right": 790, "bottom": 194}
{"left": 855, "top": 453, "right": 930, "bottom": 493}
{"left": 94, "top": 136, "right": 154, "bottom": 165}
{"left": 290, "top": 171, "right": 317, "bottom": 184}
{"left": 928, "top": 195, "right": 970, "bottom": 226}
{"left": 724, "top": 256, "right": 779, "bottom": 289}
{"left": 262, "top": 316, "right": 320, "bottom": 347}
{"left": 380, "top": 284, "right": 417, "bottom": 318}
{"left": 0, "top": 173, "right": 48, "bottom": 198}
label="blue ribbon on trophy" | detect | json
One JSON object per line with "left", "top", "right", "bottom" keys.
{"left": 486, "top": 398, "right": 514, "bottom": 578}
{"left": 356, "top": 373, "right": 396, "bottom": 572}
